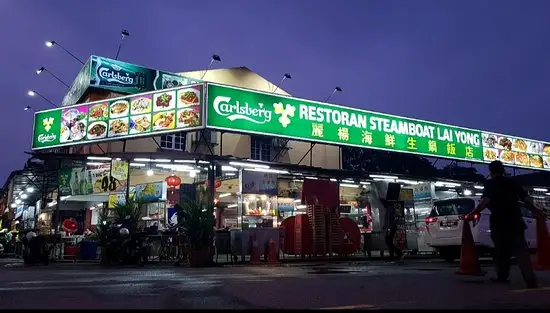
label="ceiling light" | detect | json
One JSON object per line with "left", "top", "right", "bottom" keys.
{"left": 87, "top": 156, "right": 111, "bottom": 161}
{"left": 20, "top": 194, "right": 28, "bottom": 199}
{"left": 370, "top": 174, "right": 399, "bottom": 180}
{"left": 10, "top": 203, "right": 17, "bottom": 208}
{"left": 218, "top": 193, "right": 231, "bottom": 198}
{"left": 130, "top": 163, "right": 146, "bottom": 167}
{"left": 26, "top": 187, "right": 34, "bottom": 193}
{"left": 463, "top": 189, "right": 472, "bottom": 196}
{"left": 229, "top": 161, "right": 270, "bottom": 169}
{"left": 340, "top": 183, "right": 359, "bottom": 188}
{"left": 474, "top": 185, "right": 484, "bottom": 190}
{"left": 15, "top": 199, "right": 22, "bottom": 204}
{"left": 147, "top": 169, "right": 154, "bottom": 176}
{"left": 227, "top": 204, "right": 238, "bottom": 208}
{"left": 244, "top": 168, "right": 288, "bottom": 174}
{"left": 153, "top": 158, "right": 171, "bottom": 163}
{"left": 87, "top": 162, "right": 106, "bottom": 166}
{"left": 533, "top": 188, "right": 548, "bottom": 192}
{"left": 134, "top": 158, "right": 151, "bottom": 162}
{"left": 222, "top": 166, "right": 238, "bottom": 172}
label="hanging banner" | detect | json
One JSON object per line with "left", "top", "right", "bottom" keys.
{"left": 134, "top": 182, "right": 165, "bottom": 202}
{"left": 110, "top": 159, "right": 129, "bottom": 193}
{"left": 59, "top": 163, "right": 112, "bottom": 196}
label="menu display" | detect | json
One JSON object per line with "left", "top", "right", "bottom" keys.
{"left": 481, "top": 132, "right": 549, "bottom": 170}
{"left": 32, "top": 84, "right": 203, "bottom": 149}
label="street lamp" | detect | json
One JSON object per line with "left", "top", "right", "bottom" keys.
{"left": 27, "top": 89, "right": 57, "bottom": 107}
{"left": 36, "top": 67, "right": 70, "bottom": 88}
{"left": 200, "top": 54, "right": 222, "bottom": 80}
{"left": 324, "top": 86, "right": 343, "bottom": 102}
{"left": 272, "top": 73, "right": 292, "bottom": 94}
{"left": 115, "top": 29, "right": 130, "bottom": 60}
{"left": 45, "top": 40, "right": 84, "bottom": 65}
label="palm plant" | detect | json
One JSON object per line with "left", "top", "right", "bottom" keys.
{"left": 175, "top": 199, "right": 215, "bottom": 250}
{"left": 111, "top": 197, "right": 145, "bottom": 234}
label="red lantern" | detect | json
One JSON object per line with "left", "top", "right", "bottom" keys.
{"left": 62, "top": 218, "right": 78, "bottom": 235}
{"left": 165, "top": 175, "right": 182, "bottom": 189}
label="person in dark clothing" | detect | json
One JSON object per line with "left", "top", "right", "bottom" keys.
{"left": 383, "top": 200, "right": 403, "bottom": 262}
{"left": 470, "top": 160, "right": 542, "bottom": 289}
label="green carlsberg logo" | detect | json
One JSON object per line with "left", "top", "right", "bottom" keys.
{"left": 213, "top": 96, "right": 272, "bottom": 124}
{"left": 273, "top": 102, "right": 295, "bottom": 128}
{"left": 212, "top": 96, "right": 297, "bottom": 128}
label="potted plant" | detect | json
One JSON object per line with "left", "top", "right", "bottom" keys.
{"left": 175, "top": 199, "right": 215, "bottom": 267}
{"left": 96, "top": 197, "right": 144, "bottom": 265}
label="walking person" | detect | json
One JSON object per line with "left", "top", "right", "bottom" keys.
{"left": 470, "top": 160, "right": 542, "bottom": 288}
{"left": 383, "top": 200, "right": 403, "bottom": 262}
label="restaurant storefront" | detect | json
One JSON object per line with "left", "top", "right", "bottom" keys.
{"left": 14, "top": 55, "right": 550, "bottom": 260}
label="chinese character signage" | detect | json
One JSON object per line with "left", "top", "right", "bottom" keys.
{"left": 32, "top": 84, "right": 204, "bottom": 150}
{"left": 206, "top": 84, "right": 483, "bottom": 162}
{"left": 206, "top": 83, "right": 550, "bottom": 171}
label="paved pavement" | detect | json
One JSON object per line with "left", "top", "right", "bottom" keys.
{"left": 1, "top": 258, "right": 550, "bottom": 309}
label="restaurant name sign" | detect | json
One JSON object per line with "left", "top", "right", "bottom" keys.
{"left": 206, "top": 83, "right": 550, "bottom": 171}
{"left": 33, "top": 84, "right": 204, "bottom": 150}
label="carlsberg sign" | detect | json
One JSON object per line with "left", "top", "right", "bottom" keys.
{"left": 206, "top": 83, "right": 484, "bottom": 162}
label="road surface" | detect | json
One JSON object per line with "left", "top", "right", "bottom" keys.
{"left": 1, "top": 258, "right": 549, "bottom": 309}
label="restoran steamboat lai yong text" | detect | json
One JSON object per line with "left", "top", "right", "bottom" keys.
{"left": 297, "top": 103, "right": 482, "bottom": 158}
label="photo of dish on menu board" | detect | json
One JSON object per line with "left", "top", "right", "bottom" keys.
{"left": 88, "top": 102, "right": 108, "bottom": 122}
{"left": 109, "top": 118, "right": 129, "bottom": 137}
{"left": 129, "top": 114, "right": 152, "bottom": 135}
{"left": 110, "top": 100, "right": 130, "bottom": 119}
{"left": 130, "top": 95, "right": 152, "bottom": 115}
{"left": 152, "top": 111, "right": 175, "bottom": 131}
{"left": 499, "top": 150, "right": 515, "bottom": 164}
{"left": 515, "top": 152, "right": 529, "bottom": 167}
{"left": 60, "top": 107, "right": 88, "bottom": 143}
{"left": 483, "top": 147, "right": 498, "bottom": 162}
{"left": 177, "top": 88, "right": 200, "bottom": 108}
{"left": 530, "top": 155, "right": 543, "bottom": 168}
{"left": 153, "top": 91, "right": 176, "bottom": 112}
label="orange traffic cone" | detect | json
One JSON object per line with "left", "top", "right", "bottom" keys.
{"left": 533, "top": 215, "right": 550, "bottom": 270}
{"left": 456, "top": 217, "right": 485, "bottom": 276}
{"left": 267, "top": 238, "right": 279, "bottom": 265}
{"left": 250, "top": 237, "right": 261, "bottom": 265}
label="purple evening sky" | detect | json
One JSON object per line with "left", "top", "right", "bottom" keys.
{"left": 1, "top": 0, "right": 550, "bottom": 182}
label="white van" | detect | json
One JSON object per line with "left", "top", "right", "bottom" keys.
{"left": 424, "top": 197, "right": 548, "bottom": 262}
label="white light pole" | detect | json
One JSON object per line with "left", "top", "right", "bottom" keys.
{"left": 45, "top": 40, "right": 84, "bottom": 64}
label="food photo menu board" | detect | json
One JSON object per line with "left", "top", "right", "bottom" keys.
{"left": 481, "top": 132, "right": 550, "bottom": 170}
{"left": 32, "top": 84, "right": 203, "bottom": 149}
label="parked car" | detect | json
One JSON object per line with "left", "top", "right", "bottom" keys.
{"left": 424, "top": 197, "right": 549, "bottom": 262}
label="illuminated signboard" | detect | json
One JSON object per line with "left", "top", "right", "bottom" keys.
{"left": 206, "top": 83, "right": 550, "bottom": 171}
{"left": 32, "top": 84, "right": 204, "bottom": 150}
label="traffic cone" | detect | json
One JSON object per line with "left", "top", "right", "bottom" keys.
{"left": 456, "top": 218, "right": 485, "bottom": 276}
{"left": 532, "top": 215, "right": 550, "bottom": 270}
{"left": 250, "top": 237, "right": 261, "bottom": 265}
{"left": 267, "top": 238, "right": 279, "bottom": 265}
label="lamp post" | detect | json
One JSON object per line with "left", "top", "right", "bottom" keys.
{"left": 27, "top": 90, "right": 57, "bottom": 108}
{"left": 201, "top": 54, "right": 222, "bottom": 80}
{"left": 272, "top": 73, "right": 292, "bottom": 94}
{"left": 115, "top": 29, "right": 130, "bottom": 60}
{"left": 36, "top": 67, "right": 70, "bottom": 88}
{"left": 324, "top": 86, "right": 343, "bottom": 102}
{"left": 45, "top": 40, "right": 84, "bottom": 65}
